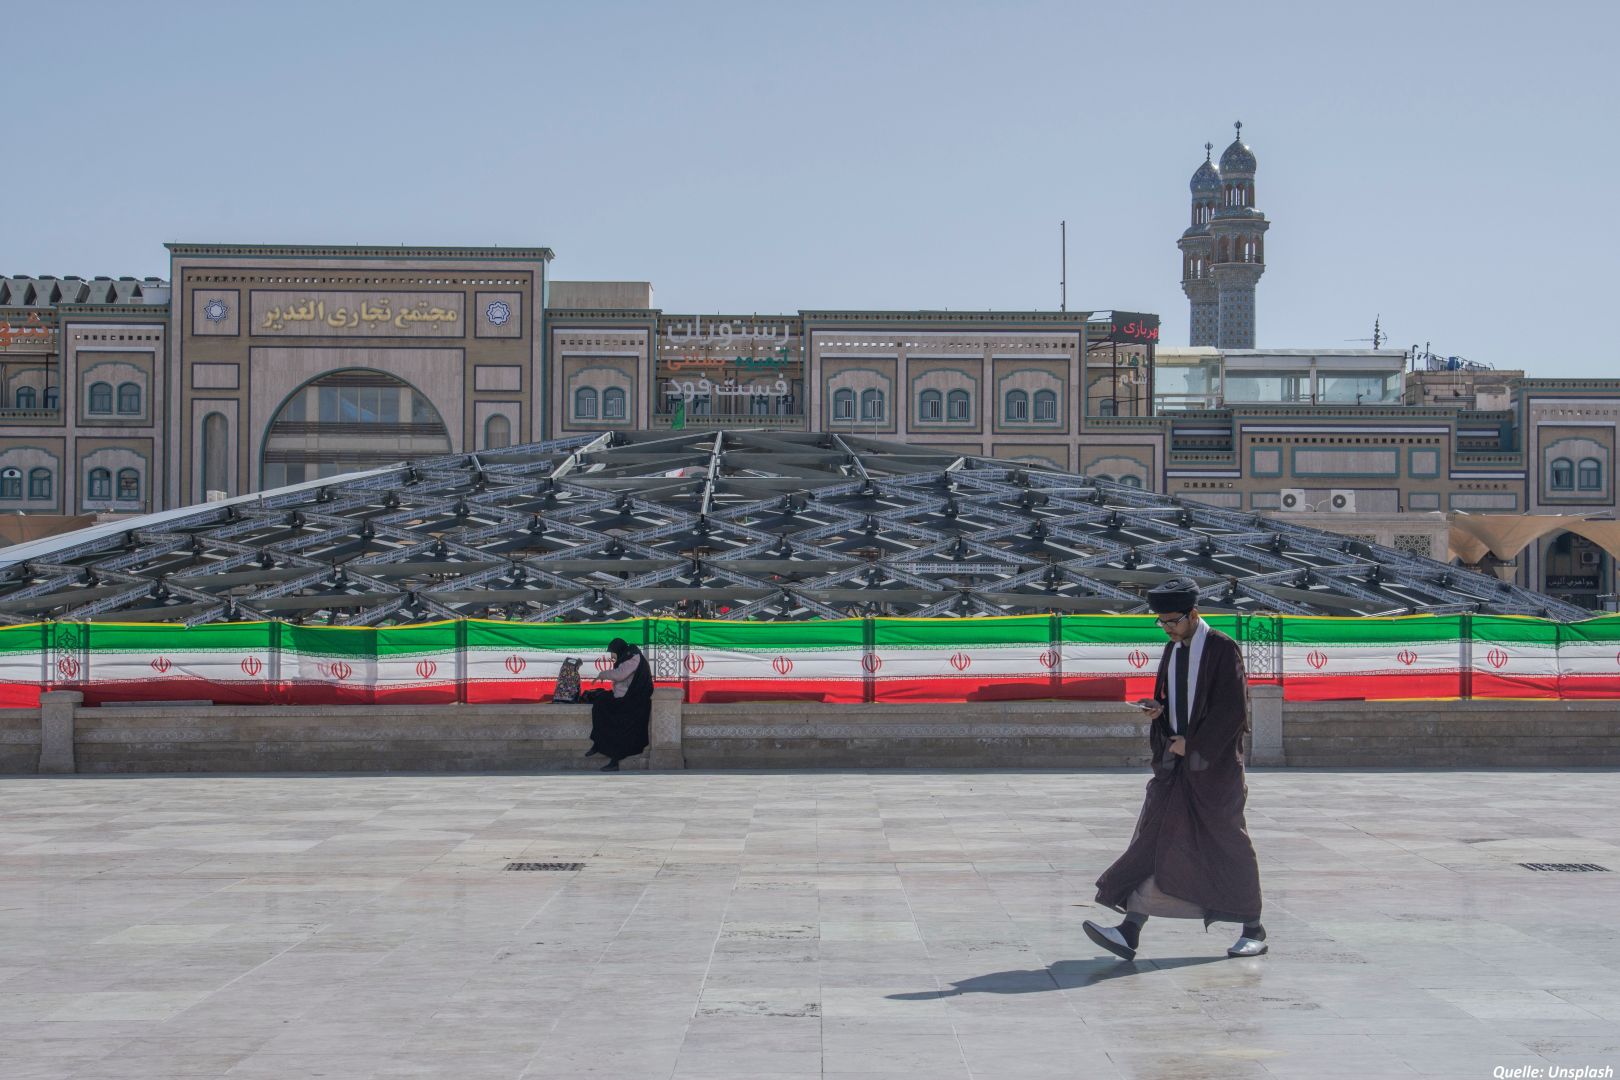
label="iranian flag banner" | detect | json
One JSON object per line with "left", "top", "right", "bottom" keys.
{"left": 1059, "top": 615, "right": 1244, "bottom": 701}
{"left": 871, "top": 616, "right": 1055, "bottom": 702}
{"left": 1553, "top": 615, "right": 1620, "bottom": 699}
{"left": 0, "top": 624, "right": 47, "bottom": 707}
{"left": 50, "top": 621, "right": 276, "bottom": 706}
{"left": 5, "top": 614, "right": 1620, "bottom": 708}
{"left": 1281, "top": 616, "right": 1462, "bottom": 701}
{"left": 1469, "top": 615, "right": 1560, "bottom": 699}
{"left": 464, "top": 619, "right": 645, "bottom": 704}
{"left": 686, "top": 618, "right": 866, "bottom": 702}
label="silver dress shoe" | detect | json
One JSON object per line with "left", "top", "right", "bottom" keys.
{"left": 1227, "top": 935, "right": 1269, "bottom": 957}
{"left": 1082, "top": 919, "right": 1137, "bottom": 961}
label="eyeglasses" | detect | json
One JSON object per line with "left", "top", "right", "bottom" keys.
{"left": 1154, "top": 612, "right": 1190, "bottom": 628}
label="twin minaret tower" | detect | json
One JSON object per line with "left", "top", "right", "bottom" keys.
{"left": 1179, "top": 122, "right": 1268, "bottom": 348}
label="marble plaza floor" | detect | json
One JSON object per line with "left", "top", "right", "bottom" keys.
{"left": 1, "top": 771, "right": 1618, "bottom": 1080}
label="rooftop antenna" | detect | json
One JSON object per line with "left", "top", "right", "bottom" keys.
{"left": 1344, "top": 315, "right": 1384, "bottom": 349}
{"left": 1059, "top": 220, "right": 1067, "bottom": 312}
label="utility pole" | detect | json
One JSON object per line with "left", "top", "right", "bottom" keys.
{"left": 1060, "top": 221, "right": 1067, "bottom": 312}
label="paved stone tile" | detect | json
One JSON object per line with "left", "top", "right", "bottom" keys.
{"left": 0, "top": 769, "right": 1615, "bottom": 1079}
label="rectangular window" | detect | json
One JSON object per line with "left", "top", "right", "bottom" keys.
{"left": 1224, "top": 372, "right": 1309, "bottom": 403}
{"left": 1318, "top": 371, "right": 1400, "bottom": 404}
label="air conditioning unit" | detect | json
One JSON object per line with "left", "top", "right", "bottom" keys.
{"left": 1581, "top": 549, "right": 1602, "bottom": 567}
{"left": 1329, "top": 489, "right": 1357, "bottom": 513}
{"left": 205, "top": 489, "right": 229, "bottom": 503}
{"left": 1279, "top": 488, "right": 1306, "bottom": 511}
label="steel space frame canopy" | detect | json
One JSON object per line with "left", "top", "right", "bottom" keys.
{"left": 0, "top": 430, "right": 1583, "bottom": 625}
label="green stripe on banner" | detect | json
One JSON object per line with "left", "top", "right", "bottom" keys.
{"left": 1560, "top": 616, "right": 1620, "bottom": 646}
{"left": 1281, "top": 615, "right": 1462, "bottom": 645}
{"left": 1470, "top": 615, "right": 1560, "bottom": 648}
{"left": 467, "top": 617, "right": 647, "bottom": 653}
{"left": 376, "top": 622, "right": 461, "bottom": 657}
{"left": 0, "top": 623, "right": 48, "bottom": 655}
{"left": 688, "top": 619, "right": 864, "bottom": 650}
{"left": 1058, "top": 614, "right": 1241, "bottom": 645}
{"left": 279, "top": 624, "right": 380, "bottom": 660}
{"left": 80, "top": 621, "right": 276, "bottom": 653}
{"left": 876, "top": 616, "right": 1049, "bottom": 649}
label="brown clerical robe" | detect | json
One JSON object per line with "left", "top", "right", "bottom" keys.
{"left": 1093, "top": 624, "right": 1263, "bottom": 926}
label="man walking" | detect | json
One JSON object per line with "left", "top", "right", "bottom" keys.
{"left": 1084, "top": 576, "right": 1268, "bottom": 960}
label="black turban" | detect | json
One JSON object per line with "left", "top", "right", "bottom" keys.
{"left": 1146, "top": 576, "right": 1200, "bottom": 614}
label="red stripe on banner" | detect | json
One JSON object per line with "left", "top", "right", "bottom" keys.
{"left": 73, "top": 679, "right": 273, "bottom": 707}
{"left": 464, "top": 679, "right": 555, "bottom": 704}
{"left": 1471, "top": 673, "right": 1559, "bottom": 700}
{"left": 276, "top": 683, "right": 376, "bottom": 706}
{"left": 687, "top": 679, "right": 864, "bottom": 704}
{"left": 1282, "top": 672, "right": 1462, "bottom": 701}
{"left": 0, "top": 682, "right": 42, "bottom": 707}
{"left": 1557, "top": 674, "right": 1620, "bottom": 699}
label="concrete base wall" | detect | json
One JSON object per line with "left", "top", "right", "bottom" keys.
{"left": 1286, "top": 701, "right": 1620, "bottom": 767}
{"left": 5, "top": 692, "right": 1620, "bottom": 774}
{"left": 683, "top": 701, "right": 1151, "bottom": 769}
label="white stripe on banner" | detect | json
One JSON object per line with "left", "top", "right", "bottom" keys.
{"left": 684, "top": 647, "right": 864, "bottom": 683}
{"left": 1470, "top": 642, "right": 1558, "bottom": 679}
{"left": 464, "top": 647, "right": 607, "bottom": 683}
{"left": 281, "top": 649, "right": 378, "bottom": 688}
{"left": 1282, "top": 643, "right": 1458, "bottom": 677}
{"left": 0, "top": 650, "right": 45, "bottom": 685}
{"left": 1060, "top": 642, "right": 1164, "bottom": 678}
{"left": 75, "top": 649, "right": 274, "bottom": 684}
{"left": 374, "top": 651, "right": 460, "bottom": 689}
{"left": 873, "top": 646, "right": 1050, "bottom": 680}
{"left": 1547, "top": 642, "right": 1620, "bottom": 678}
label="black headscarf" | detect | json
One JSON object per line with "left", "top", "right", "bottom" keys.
{"left": 608, "top": 637, "right": 636, "bottom": 662}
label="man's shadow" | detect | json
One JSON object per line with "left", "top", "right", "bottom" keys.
{"left": 887, "top": 956, "right": 1229, "bottom": 1000}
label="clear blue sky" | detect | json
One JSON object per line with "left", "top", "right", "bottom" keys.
{"left": 12, "top": 0, "right": 1618, "bottom": 373}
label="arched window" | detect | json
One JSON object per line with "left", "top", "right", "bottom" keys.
{"left": 14, "top": 387, "right": 35, "bottom": 409}
{"left": 1119, "top": 474, "right": 1144, "bottom": 489}
{"left": 1005, "top": 389, "right": 1029, "bottom": 422}
{"left": 602, "top": 387, "right": 627, "bottom": 420}
{"left": 1034, "top": 390, "right": 1057, "bottom": 421}
{"left": 919, "top": 389, "right": 942, "bottom": 421}
{"left": 87, "top": 468, "right": 112, "bottom": 500}
{"left": 202, "top": 412, "right": 228, "bottom": 495}
{"left": 43, "top": 386, "right": 59, "bottom": 409}
{"left": 1551, "top": 457, "right": 1574, "bottom": 490}
{"left": 947, "top": 389, "right": 970, "bottom": 421}
{"left": 833, "top": 388, "right": 855, "bottom": 421}
{"left": 573, "top": 387, "right": 598, "bottom": 419}
{"left": 484, "top": 414, "right": 511, "bottom": 450}
{"left": 116, "top": 468, "right": 141, "bottom": 502}
{"left": 88, "top": 382, "right": 113, "bottom": 413}
{"left": 116, "top": 382, "right": 141, "bottom": 415}
{"left": 860, "top": 388, "right": 884, "bottom": 421}
{"left": 1579, "top": 458, "right": 1602, "bottom": 490}
{"left": 1098, "top": 398, "right": 1116, "bottom": 417}
{"left": 0, "top": 472, "right": 19, "bottom": 499}
{"left": 27, "top": 467, "right": 52, "bottom": 500}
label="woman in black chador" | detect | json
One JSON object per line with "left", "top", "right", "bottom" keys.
{"left": 582, "top": 637, "right": 653, "bottom": 772}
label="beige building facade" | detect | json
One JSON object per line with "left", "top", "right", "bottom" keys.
{"left": 167, "top": 245, "right": 551, "bottom": 507}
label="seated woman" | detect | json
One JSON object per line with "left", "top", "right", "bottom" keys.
{"left": 582, "top": 637, "right": 653, "bottom": 772}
